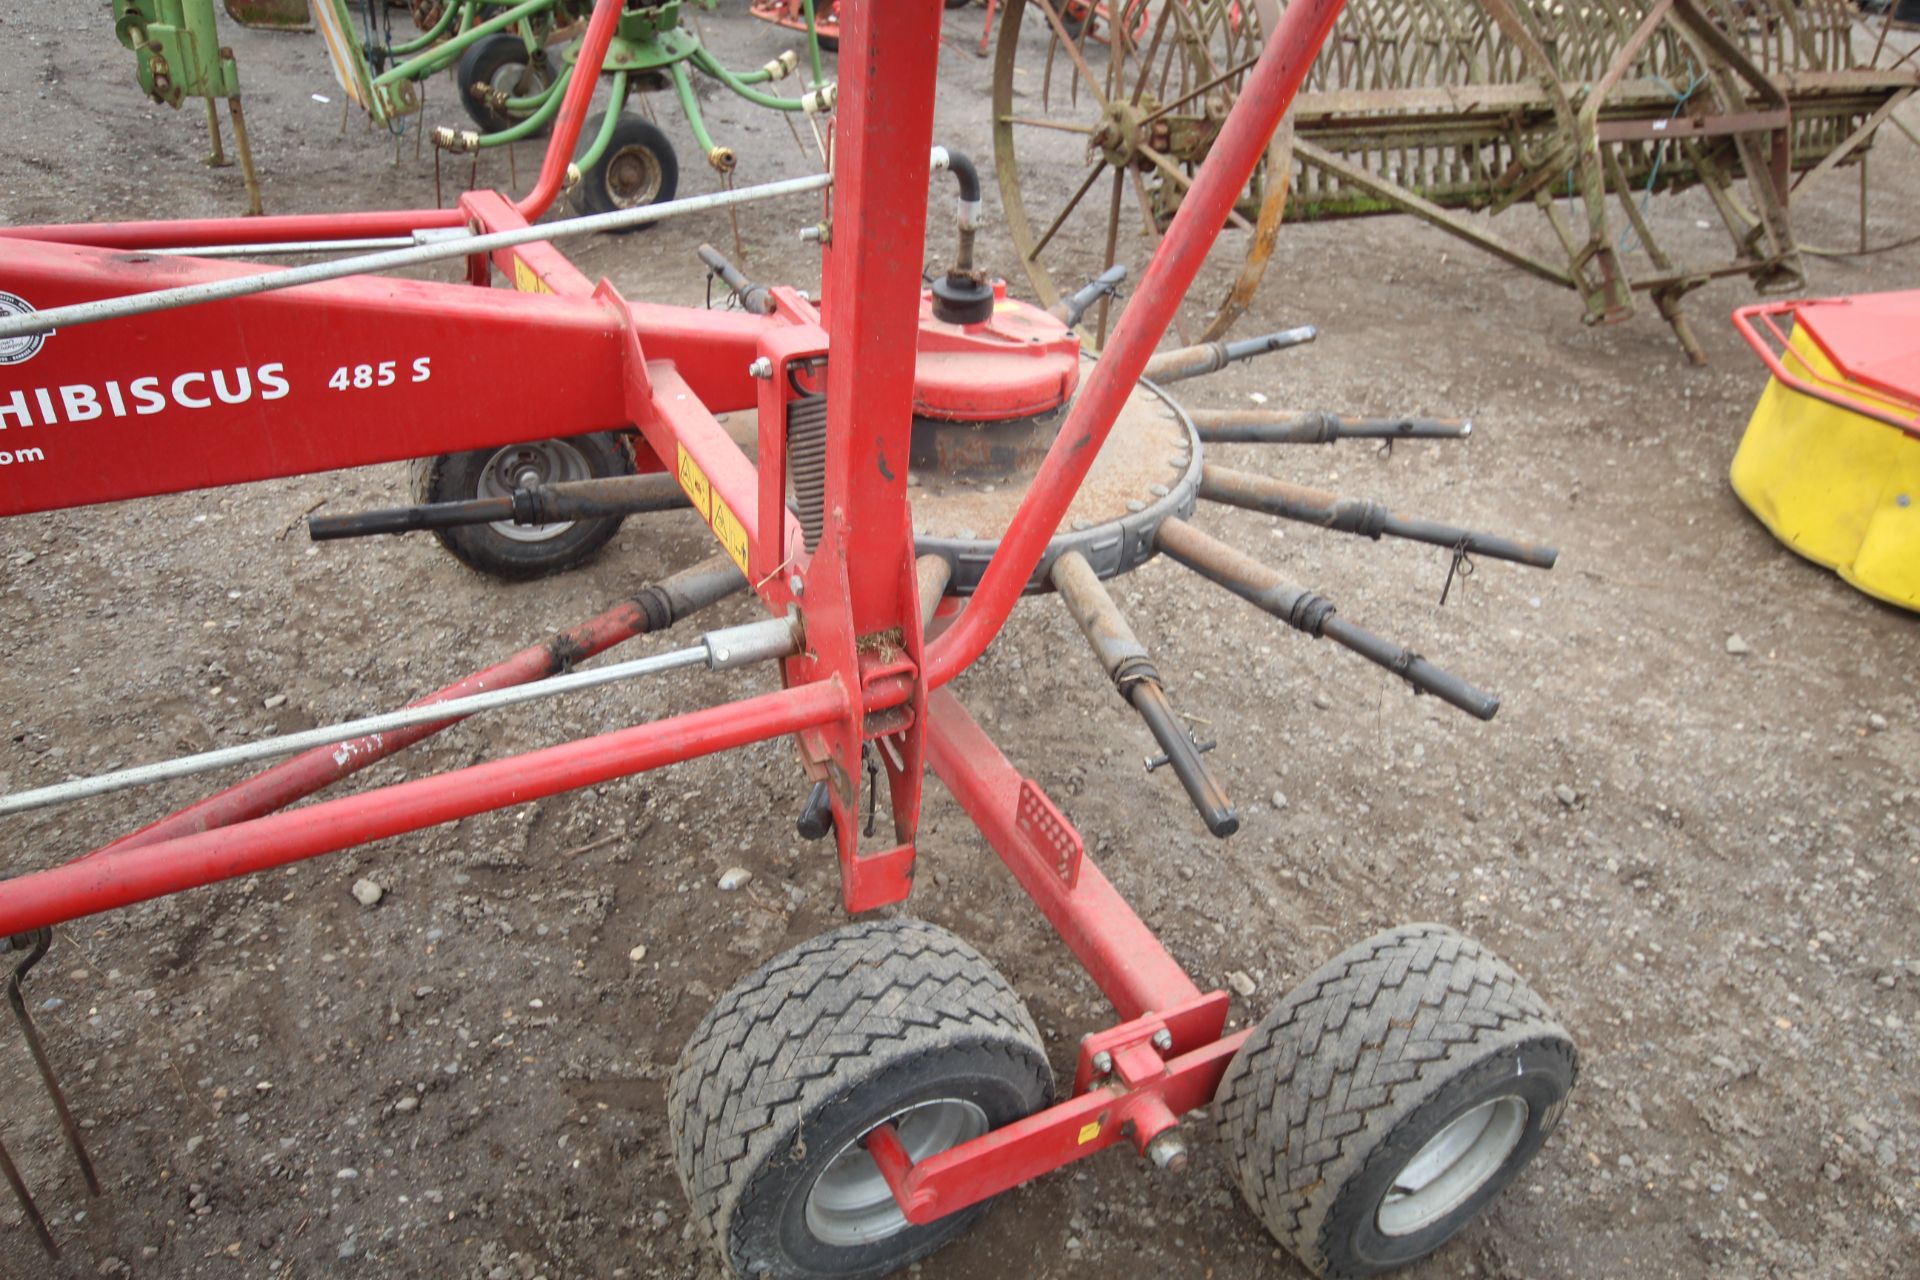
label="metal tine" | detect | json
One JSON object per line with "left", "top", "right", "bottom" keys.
{"left": 1190, "top": 409, "right": 1474, "bottom": 445}
{"left": 7, "top": 931, "right": 103, "bottom": 1198}
{"left": 0, "top": 1127, "right": 59, "bottom": 1257}
{"left": 1198, "top": 464, "right": 1559, "bottom": 569}
{"left": 1139, "top": 325, "right": 1317, "bottom": 385}
{"left": 1050, "top": 550, "right": 1239, "bottom": 838}
{"left": 1154, "top": 518, "right": 1502, "bottom": 721}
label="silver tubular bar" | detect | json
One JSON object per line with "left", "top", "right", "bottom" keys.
{"left": 0, "top": 172, "right": 834, "bottom": 342}
{"left": 0, "top": 617, "right": 799, "bottom": 818}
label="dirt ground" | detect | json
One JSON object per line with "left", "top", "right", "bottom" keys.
{"left": 3, "top": 3, "right": 1919, "bottom": 1278}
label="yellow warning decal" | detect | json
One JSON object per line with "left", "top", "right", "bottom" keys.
{"left": 710, "top": 492, "right": 750, "bottom": 577}
{"left": 677, "top": 444, "right": 750, "bottom": 575}
{"left": 676, "top": 443, "right": 712, "bottom": 520}
{"left": 511, "top": 256, "right": 554, "bottom": 294}
{"left": 1076, "top": 1120, "right": 1102, "bottom": 1146}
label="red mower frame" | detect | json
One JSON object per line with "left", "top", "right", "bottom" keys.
{"left": 1, "top": 0, "right": 1351, "bottom": 1257}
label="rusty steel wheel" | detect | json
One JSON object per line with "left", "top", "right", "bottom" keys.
{"left": 992, "top": 0, "right": 1294, "bottom": 350}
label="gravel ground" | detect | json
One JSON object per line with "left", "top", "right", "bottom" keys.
{"left": 2, "top": 4, "right": 1918, "bottom": 1279}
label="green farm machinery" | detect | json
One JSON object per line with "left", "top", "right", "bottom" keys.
{"left": 113, "top": 0, "right": 266, "bottom": 215}
{"left": 312, "top": 0, "right": 834, "bottom": 212}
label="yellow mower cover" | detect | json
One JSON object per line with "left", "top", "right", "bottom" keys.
{"left": 1732, "top": 291, "right": 1920, "bottom": 612}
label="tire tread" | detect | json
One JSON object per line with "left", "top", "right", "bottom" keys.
{"left": 668, "top": 919, "right": 1048, "bottom": 1271}
{"left": 1217, "top": 923, "right": 1575, "bottom": 1277}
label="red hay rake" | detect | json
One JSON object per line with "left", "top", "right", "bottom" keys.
{"left": 0, "top": 3, "right": 1578, "bottom": 1276}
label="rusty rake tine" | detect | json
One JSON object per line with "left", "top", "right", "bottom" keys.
{"left": 1043, "top": 18, "right": 1059, "bottom": 110}
{"left": 1050, "top": 552, "right": 1237, "bottom": 837}
{"left": 1034, "top": 0, "right": 1106, "bottom": 109}
{"left": 1130, "top": 0, "right": 1174, "bottom": 106}
{"left": 8, "top": 935, "right": 102, "bottom": 1197}
{"left": 1198, "top": 464, "right": 1559, "bottom": 569}
{"left": 0, "top": 1131, "right": 58, "bottom": 1258}
{"left": 1156, "top": 518, "right": 1502, "bottom": 720}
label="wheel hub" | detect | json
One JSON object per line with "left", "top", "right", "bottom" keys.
{"left": 908, "top": 368, "right": 1203, "bottom": 594}
{"left": 607, "top": 147, "right": 661, "bottom": 207}
{"left": 1092, "top": 98, "right": 1155, "bottom": 169}
{"left": 1376, "top": 1096, "right": 1529, "bottom": 1237}
{"left": 476, "top": 439, "right": 592, "bottom": 542}
{"left": 804, "top": 1099, "right": 990, "bottom": 1246}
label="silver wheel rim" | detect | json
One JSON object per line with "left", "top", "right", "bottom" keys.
{"left": 474, "top": 438, "right": 593, "bottom": 542}
{"left": 804, "top": 1099, "right": 989, "bottom": 1247}
{"left": 1375, "top": 1096, "right": 1528, "bottom": 1237}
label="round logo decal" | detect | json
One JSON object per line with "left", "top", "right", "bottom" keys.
{"left": 0, "top": 291, "right": 49, "bottom": 366}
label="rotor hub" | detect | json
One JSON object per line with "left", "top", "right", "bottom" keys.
{"left": 1092, "top": 98, "right": 1155, "bottom": 169}
{"left": 909, "top": 362, "right": 1202, "bottom": 596}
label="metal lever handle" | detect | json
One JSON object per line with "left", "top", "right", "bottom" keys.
{"left": 797, "top": 780, "right": 834, "bottom": 841}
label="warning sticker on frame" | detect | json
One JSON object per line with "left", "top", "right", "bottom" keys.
{"left": 676, "top": 444, "right": 750, "bottom": 576}
{"left": 676, "top": 443, "right": 712, "bottom": 519}
{"left": 510, "top": 257, "right": 553, "bottom": 295}
{"left": 710, "top": 494, "right": 750, "bottom": 577}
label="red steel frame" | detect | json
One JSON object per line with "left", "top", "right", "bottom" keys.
{"left": 0, "top": 0, "right": 1348, "bottom": 1225}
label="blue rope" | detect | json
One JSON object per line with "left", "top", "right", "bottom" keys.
{"left": 1618, "top": 65, "right": 1709, "bottom": 255}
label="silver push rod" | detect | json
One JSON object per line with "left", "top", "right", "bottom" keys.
{"left": 143, "top": 236, "right": 427, "bottom": 257}
{"left": 0, "top": 616, "right": 799, "bottom": 818}
{"left": 0, "top": 172, "right": 834, "bottom": 342}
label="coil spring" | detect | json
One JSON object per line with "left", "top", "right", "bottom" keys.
{"left": 786, "top": 393, "right": 828, "bottom": 552}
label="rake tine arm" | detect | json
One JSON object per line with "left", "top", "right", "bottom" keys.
{"left": 1190, "top": 409, "right": 1472, "bottom": 445}
{"left": 1199, "top": 465, "right": 1558, "bottom": 569}
{"left": 1053, "top": 263, "right": 1129, "bottom": 328}
{"left": 1155, "top": 518, "right": 1501, "bottom": 721}
{"left": 1140, "top": 325, "right": 1317, "bottom": 385}
{"left": 308, "top": 473, "right": 691, "bottom": 541}
{"left": 1050, "top": 551, "right": 1239, "bottom": 838}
